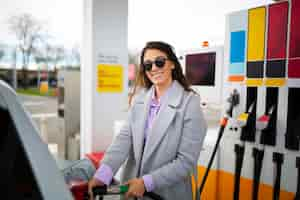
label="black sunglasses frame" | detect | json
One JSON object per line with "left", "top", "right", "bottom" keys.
{"left": 142, "top": 57, "right": 169, "bottom": 71}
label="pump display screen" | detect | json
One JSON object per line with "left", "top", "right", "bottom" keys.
{"left": 185, "top": 52, "right": 216, "bottom": 86}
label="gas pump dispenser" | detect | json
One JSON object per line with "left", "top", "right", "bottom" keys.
{"left": 208, "top": 0, "right": 300, "bottom": 199}
{"left": 197, "top": 1, "right": 300, "bottom": 199}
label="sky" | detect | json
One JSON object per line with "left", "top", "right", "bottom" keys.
{"left": 0, "top": 0, "right": 274, "bottom": 51}
{"left": 0, "top": 0, "right": 83, "bottom": 48}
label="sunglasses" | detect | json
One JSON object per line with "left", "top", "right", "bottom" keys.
{"left": 142, "top": 56, "right": 169, "bottom": 71}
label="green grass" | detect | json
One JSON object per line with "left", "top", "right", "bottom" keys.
{"left": 17, "top": 87, "right": 57, "bottom": 97}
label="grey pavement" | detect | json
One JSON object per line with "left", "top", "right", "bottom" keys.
{"left": 18, "top": 94, "right": 58, "bottom": 114}
{"left": 18, "top": 94, "right": 65, "bottom": 158}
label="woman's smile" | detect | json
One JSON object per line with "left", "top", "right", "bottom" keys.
{"left": 150, "top": 71, "right": 164, "bottom": 80}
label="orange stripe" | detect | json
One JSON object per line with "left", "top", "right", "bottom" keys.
{"left": 192, "top": 166, "right": 218, "bottom": 200}
{"left": 228, "top": 75, "right": 245, "bottom": 82}
{"left": 193, "top": 166, "right": 295, "bottom": 200}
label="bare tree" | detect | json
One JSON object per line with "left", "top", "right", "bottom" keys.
{"left": 34, "top": 45, "right": 65, "bottom": 70}
{"left": 34, "top": 43, "right": 65, "bottom": 86}
{"left": 33, "top": 49, "right": 46, "bottom": 87}
{"left": 51, "top": 46, "right": 65, "bottom": 71}
{"left": 34, "top": 53, "right": 46, "bottom": 64}
{"left": 8, "top": 13, "right": 44, "bottom": 88}
{"left": 34, "top": 43, "right": 52, "bottom": 86}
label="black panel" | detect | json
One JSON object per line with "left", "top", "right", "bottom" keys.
{"left": 285, "top": 88, "right": 300, "bottom": 150}
{"left": 266, "top": 60, "right": 286, "bottom": 78}
{"left": 241, "top": 87, "right": 257, "bottom": 142}
{"left": 0, "top": 107, "right": 43, "bottom": 199}
{"left": 260, "top": 87, "right": 278, "bottom": 146}
{"left": 247, "top": 61, "right": 264, "bottom": 78}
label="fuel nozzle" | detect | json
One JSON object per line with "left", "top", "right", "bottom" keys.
{"left": 256, "top": 106, "right": 274, "bottom": 131}
{"left": 236, "top": 102, "right": 255, "bottom": 128}
{"left": 226, "top": 89, "right": 240, "bottom": 118}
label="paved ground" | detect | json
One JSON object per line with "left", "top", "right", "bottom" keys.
{"left": 18, "top": 94, "right": 58, "bottom": 114}
{"left": 18, "top": 94, "right": 65, "bottom": 159}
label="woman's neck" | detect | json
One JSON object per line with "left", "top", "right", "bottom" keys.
{"left": 154, "top": 79, "right": 173, "bottom": 100}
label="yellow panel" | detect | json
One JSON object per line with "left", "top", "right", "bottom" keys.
{"left": 246, "top": 78, "right": 263, "bottom": 86}
{"left": 247, "top": 7, "right": 266, "bottom": 61}
{"left": 264, "top": 78, "right": 286, "bottom": 87}
{"left": 97, "top": 64, "right": 123, "bottom": 93}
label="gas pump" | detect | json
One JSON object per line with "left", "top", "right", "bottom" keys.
{"left": 176, "top": 2, "right": 300, "bottom": 200}
{"left": 198, "top": 0, "right": 300, "bottom": 199}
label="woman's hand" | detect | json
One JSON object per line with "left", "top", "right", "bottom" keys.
{"left": 124, "top": 178, "right": 146, "bottom": 199}
{"left": 88, "top": 178, "right": 104, "bottom": 200}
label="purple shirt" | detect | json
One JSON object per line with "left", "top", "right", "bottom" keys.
{"left": 94, "top": 82, "right": 174, "bottom": 192}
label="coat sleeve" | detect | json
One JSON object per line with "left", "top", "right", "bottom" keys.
{"left": 150, "top": 94, "right": 207, "bottom": 189}
{"left": 100, "top": 106, "right": 133, "bottom": 175}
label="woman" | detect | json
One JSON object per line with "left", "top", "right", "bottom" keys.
{"left": 89, "top": 41, "right": 207, "bottom": 200}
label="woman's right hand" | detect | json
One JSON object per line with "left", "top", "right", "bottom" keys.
{"left": 88, "top": 178, "right": 105, "bottom": 200}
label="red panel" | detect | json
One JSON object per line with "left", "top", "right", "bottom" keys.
{"left": 267, "top": 2, "right": 289, "bottom": 60}
{"left": 289, "top": 0, "right": 300, "bottom": 58}
{"left": 288, "top": 59, "right": 300, "bottom": 78}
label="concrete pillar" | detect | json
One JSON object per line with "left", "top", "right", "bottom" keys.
{"left": 81, "top": 0, "right": 128, "bottom": 157}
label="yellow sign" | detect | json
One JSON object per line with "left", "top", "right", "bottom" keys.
{"left": 97, "top": 64, "right": 123, "bottom": 93}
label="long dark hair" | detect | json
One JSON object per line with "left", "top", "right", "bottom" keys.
{"left": 129, "top": 41, "right": 193, "bottom": 105}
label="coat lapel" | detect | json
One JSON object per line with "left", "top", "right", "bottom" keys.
{"left": 132, "top": 88, "right": 152, "bottom": 162}
{"left": 142, "top": 81, "right": 184, "bottom": 165}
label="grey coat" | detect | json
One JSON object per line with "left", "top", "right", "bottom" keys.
{"left": 101, "top": 81, "right": 207, "bottom": 200}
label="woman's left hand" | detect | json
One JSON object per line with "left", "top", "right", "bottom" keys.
{"left": 124, "top": 178, "right": 146, "bottom": 199}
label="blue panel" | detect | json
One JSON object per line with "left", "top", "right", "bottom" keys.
{"left": 230, "top": 31, "right": 246, "bottom": 63}
{"left": 229, "top": 63, "right": 245, "bottom": 75}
